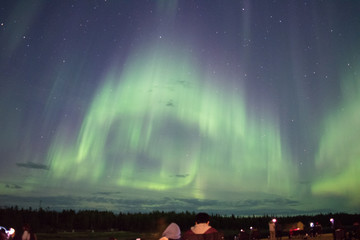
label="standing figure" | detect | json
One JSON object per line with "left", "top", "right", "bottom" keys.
{"left": 269, "top": 219, "right": 276, "bottom": 240}
{"left": 183, "top": 212, "right": 223, "bottom": 240}
{"left": 21, "top": 224, "right": 36, "bottom": 240}
{"left": 160, "top": 223, "right": 181, "bottom": 240}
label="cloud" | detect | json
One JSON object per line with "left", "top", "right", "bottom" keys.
{"left": 241, "top": 199, "right": 263, "bottom": 207}
{"left": 228, "top": 197, "right": 300, "bottom": 209}
{"left": 175, "top": 198, "right": 219, "bottom": 206}
{"left": 174, "top": 174, "right": 189, "bottom": 178}
{"left": 0, "top": 194, "right": 82, "bottom": 210}
{"left": 16, "top": 161, "right": 49, "bottom": 170}
{"left": 0, "top": 194, "right": 321, "bottom": 216}
{"left": 94, "top": 191, "right": 122, "bottom": 196}
{"left": 166, "top": 100, "right": 174, "bottom": 107}
{"left": 5, "top": 184, "right": 22, "bottom": 189}
{"left": 267, "top": 198, "right": 299, "bottom": 207}
{"left": 176, "top": 80, "right": 191, "bottom": 88}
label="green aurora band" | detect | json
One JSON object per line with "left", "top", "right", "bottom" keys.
{"left": 312, "top": 67, "right": 360, "bottom": 206}
{"left": 46, "top": 43, "right": 297, "bottom": 200}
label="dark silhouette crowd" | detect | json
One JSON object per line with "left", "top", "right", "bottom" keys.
{"left": 0, "top": 223, "right": 37, "bottom": 240}
{"left": 1, "top": 207, "right": 360, "bottom": 240}
{"left": 160, "top": 213, "right": 223, "bottom": 240}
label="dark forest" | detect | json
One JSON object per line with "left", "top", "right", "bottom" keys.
{"left": 1, "top": 206, "right": 359, "bottom": 237}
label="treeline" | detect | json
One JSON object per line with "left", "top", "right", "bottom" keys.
{"left": 0, "top": 206, "right": 359, "bottom": 235}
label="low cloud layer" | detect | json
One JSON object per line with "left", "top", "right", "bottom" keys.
{"left": 16, "top": 162, "right": 50, "bottom": 170}
{"left": 5, "top": 184, "right": 22, "bottom": 189}
{"left": 0, "top": 192, "right": 321, "bottom": 216}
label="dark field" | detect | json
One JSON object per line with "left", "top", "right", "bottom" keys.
{"left": 35, "top": 231, "right": 335, "bottom": 240}
{"left": 2, "top": 208, "right": 358, "bottom": 240}
{"left": 36, "top": 230, "right": 152, "bottom": 240}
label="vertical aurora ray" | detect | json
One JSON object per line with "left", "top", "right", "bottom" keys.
{"left": 312, "top": 67, "right": 360, "bottom": 206}
{"left": 1, "top": 0, "right": 360, "bottom": 214}
{"left": 45, "top": 42, "right": 296, "bottom": 200}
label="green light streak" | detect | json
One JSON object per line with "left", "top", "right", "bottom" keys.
{"left": 312, "top": 69, "right": 360, "bottom": 205}
{"left": 46, "top": 43, "right": 296, "bottom": 199}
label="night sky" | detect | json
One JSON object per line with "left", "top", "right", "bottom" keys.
{"left": 1, "top": 0, "right": 360, "bottom": 215}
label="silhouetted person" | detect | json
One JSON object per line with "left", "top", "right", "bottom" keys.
{"left": 315, "top": 223, "right": 322, "bottom": 237}
{"left": 269, "top": 220, "right": 276, "bottom": 240}
{"left": 276, "top": 223, "right": 282, "bottom": 240}
{"left": 21, "top": 224, "right": 36, "bottom": 240}
{"left": 250, "top": 228, "right": 259, "bottom": 240}
{"left": 0, "top": 228, "right": 7, "bottom": 240}
{"left": 183, "top": 213, "right": 223, "bottom": 240}
{"left": 353, "top": 222, "right": 360, "bottom": 240}
{"left": 160, "top": 223, "right": 181, "bottom": 240}
{"left": 238, "top": 230, "right": 249, "bottom": 240}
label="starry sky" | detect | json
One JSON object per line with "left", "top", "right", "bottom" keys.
{"left": 1, "top": 0, "right": 360, "bottom": 215}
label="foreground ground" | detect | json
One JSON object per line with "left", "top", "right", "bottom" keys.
{"left": 36, "top": 231, "right": 335, "bottom": 240}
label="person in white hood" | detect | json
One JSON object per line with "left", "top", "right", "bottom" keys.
{"left": 160, "top": 222, "right": 181, "bottom": 240}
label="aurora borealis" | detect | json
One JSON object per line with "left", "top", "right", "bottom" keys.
{"left": 0, "top": 1, "right": 360, "bottom": 215}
